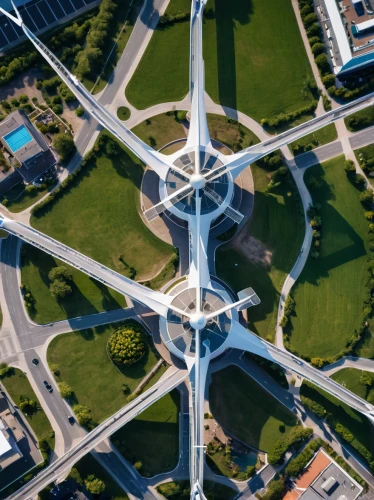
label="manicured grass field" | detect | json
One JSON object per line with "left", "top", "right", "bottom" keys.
{"left": 289, "top": 156, "right": 368, "bottom": 359}
{"left": 2, "top": 368, "right": 55, "bottom": 450}
{"left": 31, "top": 132, "right": 174, "bottom": 281}
{"left": 207, "top": 113, "right": 260, "bottom": 149}
{"left": 132, "top": 113, "right": 186, "bottom": 150}
{"left": 112, "top": 390, "right": 180, "bottom": 477}
{"left": 209, "top": 366, "right": 297, "bottom": 452}
{"left": 47, "top": 324, "right": 160, "bottom": 424}
{"left": 354, "top": 320, "right": 374, "bottom": 358}
{"left": 345, "top": 106, "right": 374, "bottom": 132}
{"left": 290, "top": 124, "right": 338, "bottom": 156}
{"left": 216, "top": 163, "right": 304, "bottom": 341}
{"left": 21, "top": 244, "right": 125, "bottom": 324}
{"left": 117, "top": 106, "right": 131, "bottom": 121}
{"left": 127, "top": 0, "right": 315, "bottom": 122}
{"left": 72, "top": 453, "right": 129, "bottom": 499}
{"left": 331, "top": 368, "right": 374, "bottom": 402}
{"left": 301, "top": 380, "right": 374, "bottom": 465}
{"left": 354, "top": 143, "right": 374, "bottom": 188}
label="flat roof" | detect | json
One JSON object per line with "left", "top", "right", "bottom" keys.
{"left": 0, "top": 430, "right": 11, "bottom": 456}
{"left": 324, "top": 0, "right": 352, "bottom": 66}
{"left": 353, "top": 17, "right": 374, "bottom": 33}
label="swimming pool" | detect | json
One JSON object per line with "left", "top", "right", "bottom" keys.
{"left": 3, "top": 125, "right": 33, "bottom": 153}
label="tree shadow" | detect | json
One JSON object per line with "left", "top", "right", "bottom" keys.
{"left": 214, "top": 0, "right": 253, "bottom": 114}
{"left": 108, "top": 148, "right": 144, "bottom": 189}
{"left": 89, "top": 277, "right": 123, "bottom": 311}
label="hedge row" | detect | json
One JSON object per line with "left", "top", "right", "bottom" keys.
{"left": 261, "top": 101, "right": 318, "bottom": 129}
{"left": 268, "top": 426, "right": 313, "bottom": 465}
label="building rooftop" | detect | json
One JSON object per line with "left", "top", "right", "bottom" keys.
{"left": 0, "top": 110, "right": 57, "bottom": 184}
{"left": 318, "top": 0, "right": 374, "bottom": 74}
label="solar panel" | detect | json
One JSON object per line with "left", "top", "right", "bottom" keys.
{"left": 27, "top": 5, "right": 47, "bottom": 30}
{"left": 49, "top": 1, "right": 65, "bottom": 19}
{"left": 71, "top": 0, "right": 85, "bottom": 8}
{"left": 1, "top": 21, "right": 18, "bottom": 42}
{"left": 59, "top": 0, "right": 75, "bottom": 15}
{"left": 37, "top": 1, "right": 57, "bottom": 23}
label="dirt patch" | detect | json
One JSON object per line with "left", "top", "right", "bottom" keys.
{"left": 0, "top": 69, "right": 44, "bottom": 101}
{"left": 231, "top": 231, "right": 272, "bottom": 268}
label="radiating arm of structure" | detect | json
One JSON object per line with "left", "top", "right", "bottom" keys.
{"left": 0, "top": 217, "right": 190, "bottom": 318}
{"left": 204, "top": 90, "right": 374, "bottom": 182}
{"left": 186, "top": 0, "right": 211, "bottom": 150}
{"left": 0, "top": 2, "right": 183, "bottom": 181}
{"left": 7, "top": 367, "right": 188, "bottom": 500}
{"left": 228, "top": 321, "right": 374, "bottom": 420}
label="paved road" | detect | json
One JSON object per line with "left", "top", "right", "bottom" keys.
{"left": 349, "top": 125, "right": 374, "bottom": 151}
{"left": 294, "top": 141, "right": 344, "bottom": 169}
{"left": 8, "top": 366, "right": 187, "bottom": 500}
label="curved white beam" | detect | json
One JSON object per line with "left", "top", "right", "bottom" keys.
{"left": 0, "top": 2, "right": 180, "bottom": 181}
{"left": 228, "top": 321, "right": 374, "bottom": 418}
{"left": 204, "top": 90, "right": 374, "bottom": 182}
{"left": 186, "top": 0, "right": 211, "bottom": 150}
{"left": 0, "top": 217, "right": 191, "bottom": 319}
{"left": 205, "top": 287, "right": 261, "bottom": 320}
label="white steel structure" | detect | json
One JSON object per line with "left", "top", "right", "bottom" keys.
{"left": 2, "top": 0, "right": 374, "bottom": 498}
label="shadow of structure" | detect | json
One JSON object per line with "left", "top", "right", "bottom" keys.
{"left": 214, "top": 0, "right": 253, "bottom": 117}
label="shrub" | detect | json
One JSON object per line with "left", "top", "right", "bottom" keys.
{"left": 344, "top": 159, "right": 356, "bottom": 175}
{"left": 73, "top": 404, "right": 92, "bottom": 427}
{"left": 53, "top": 133, "right": 76, "bottom": 161}
{"left": 108, "top": 324, "right": 147, "bottom": 365}
{"left": 279, "top": 316, "right": 288, "bottom": 328}
{"left": 268, "top": 427, "right": 313, "bottom": 464}
{"left": 18, "top": 94, "right": 29, "bottom": 104}
{"left": 284, "top": 295, "right": 295, "bottom": 316}
{"left": 308, "top": 35, "right": 321, "bottom": 47}
{"left": 303, "top": 13, "right": 318, "bottom": 28}
{"left": 315, "top": 53, "right": 330, "bottom": 73}
{"left": 301, "top": 395, "right": 327, "bottom": 418}
{"left": 322, "top": 74, "right": 336, "bottom": 87}
{"left": 75, "top": 107, "right": 84, "bottom": 117}
{"left": 85, "top": 475, "right": 105, "bottom": 495}
{"left": 0, "top": 362, "right": 12, "bottom": 378}
{"left": 311, "top": 42, "right": 324, "bottom": 56}
{"left": 176, "top": 110, "right": 187, "bottom": 121}
{"left": 360, "top": 189, "right": 373, "bottom": 207}
{"left": 58, "top": 381, "right": 73, "bottom": 399}
{"left": 307, "top": 23, "right": 321, "bottom": 38}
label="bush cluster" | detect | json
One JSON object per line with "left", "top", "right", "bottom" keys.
{"left": 261, "top": 101, "right": 318, "bottom": 129}
{"left": 108, "top": 323, "right": 147, "bottom": 365}
{"left": 73, "top": 404, "right": 93, "bottom": 428}
{"left": 159, "top": 11, "right": 190, "bottom": 25}
{"left": 268, "top": 426, "right": 313, "bottom": 465}
{"left": 279, "top": 294, "right": 296, "bottom": 328}
{"left": 75, "top": 0, "right": 119, "bottom": 79}
{"left": 285, "top": 439, "right": 320, "bottom": 477}
{"left": 307, "top": 203, "right": 322, "bottom": 259}
{"left": 20, "top": 283, "right": 36, "bottom": 313}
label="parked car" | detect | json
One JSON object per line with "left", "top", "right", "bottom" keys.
{"left": 68, "top": 416, "right": 75, "bottom": 425}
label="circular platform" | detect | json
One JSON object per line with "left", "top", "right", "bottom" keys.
{"left": 159, "top": 278, "right": 238, "bottom": 360}
{"left": 164, "top": 150, "right": 230, "bottom": 216}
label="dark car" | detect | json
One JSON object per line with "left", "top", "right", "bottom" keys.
{"left": 68, "top": 416, "right": 75, "bottom": 425}
{"left": 43, "top": 380, "right": 48, "bottom": 387}
{"left": 47, "top": 384, "right": 53, "bottom": 393}
{"left": 32, "top": 359, "right": 39, "bottom": 366}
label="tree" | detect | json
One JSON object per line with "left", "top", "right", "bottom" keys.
{"left": 69, "top": 467, "right": 83, "bottom": 485}
{"left": 122, "top": 383, "right": 130, "bottom": 395}
{"left": 344, "top": 160, "right": 356, "bottom": 175}
{"left": 134, "top": 461, "right": 143, "bottom": 470}
{"left": 360, "top": 372, "right": 372, "bottom": 387}
{"left": 105, "top": 139, "right": 121, "bottom": 156}
{"left": 50, "top": 279, "right": 72, "bottom": 299}
{"left": 0, "top": 362, "right": 12, "bottom": 378}
{"left": 73, "top": 404, "right": 92, "bottom": 427}
{"left": 84, "top": 475, "right": 105, "bottom": 495}
{"left": 311, "top": 42, "right": 324, "bottom": 56}
{"left": 284, "top": 295, "right": 295, "bottom": 316}
{"left": 108, "top": 326, "right": 147, "bottom": 365}
{"left": 58, "top": 381, "right": 73, "bottom": 399}
{"left": 279, "top": 316, "right": 288, "bottom": 328}
{"left": 311, "top": 357, "right": 325, "bottom": 368}
{"left": 308, "top": 36, "right": 321, "bottom": 47}
{"left": 365, "top": 211, "right": 374, "bottom": 221}
{"left": 18, "top": 94, "right": 29, "bottom": 104}
{"left": 49, "top": 363, "right": 60, "bottom": 376}
{"left": 303, "top": 13, "right": 318, "bottom": 28}
{"left": 75, "top": 107, "right": 84, "bottom": 117}
{"left": 176, "top": 110, "right": 187, "bottom": 121}
{"left": 360, "top": 189, "right": 373, "bottom": 207}
{"left": 314, "top": 53, "right": 330, "bottom": 73}
{"left": 19, "top": 397, "right": 38, "bottom": 414}
{"left": 307, "top": 23, "right": 321, "bottom": 38}
{"left": 322, "top": 73, "right": 335, "bottom": 87}
{"left": 369, "top": 223, "right": 374, "bottom": 233}
{"left": 53, "top": 133, "right": 76, "bottom": 161}
{"left": 48, "top": 266, "right": 72, "bottom": 282}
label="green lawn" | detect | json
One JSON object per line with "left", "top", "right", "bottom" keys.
{"left": 31, "top": 132, "right": 174, "bottom": 282}
{"left": 1, "top": 182, "right": 57, "bottom": 213}
{"left": 301, "top": 380, "right": 374, "bottom": 465}
{"left": 289, "top": 156, "right": 369, "bottom": 359}
{"left": 21, "top": 244, "right": 125, "bottom": 324}
{"left": 132, "top": 113, "right": 186, "bottom": 150}
{"left": 47, "top": 324, "right": 161, "bottom": 424}
{"left": 72, "top": 453, "right": 129, "bottom": 499}
{"left": 354, "top": 143, "right": 374, "bottom": 188}
{"left": 207, "top": 113, "right": 260, "bottom": 150}
{"left": 112, "top": 390, "right": 180, "bottom": 477}
{"left": 290, "top": 124, "right": 338, "bottom": 156}
{"left": 117, "top": 106, "right": 131, "bottom": 121}
{"left": 209, "top": 365, "right": 297, "bottom": 452}
{"left": 345, "top": 107, "right": 374, "bottom": 132}
{"left": 331, "top": 368, "right": 374, "bottom": 402}
{"left": 354, "top": 320, "right": 374, "bottom": 358}
{"left": 157, "top": 480, "right": 237, "bottom": 500}
{"left": 1, "top": 368, "right": 55, "bottom": 450}
{"left": 216, "top": 162, "right": 304, "bottom": 341}
{"left": 127, "top": 0, "right": 315, "bottom": 122}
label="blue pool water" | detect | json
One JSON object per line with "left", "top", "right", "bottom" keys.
{"left": 3, "top": 125, "right": 33, "bottom": 153}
